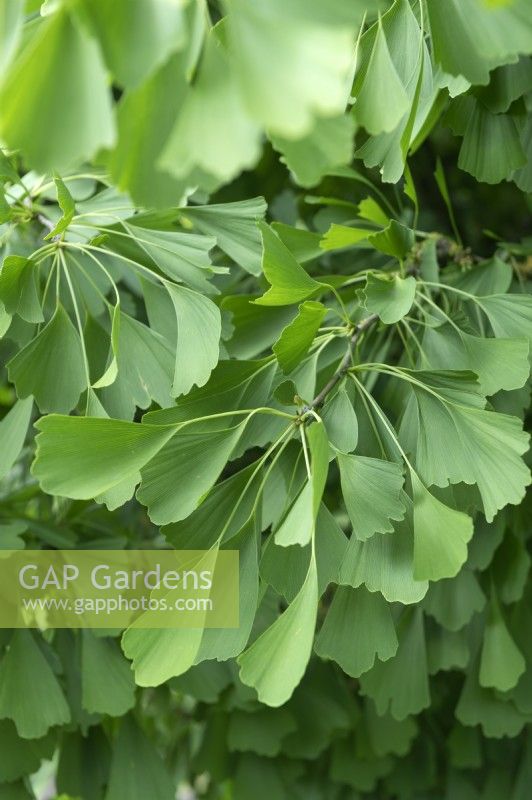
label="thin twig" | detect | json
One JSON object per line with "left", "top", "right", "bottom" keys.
{"left": 308, "top": 313, "right": 379, "bottom": 409}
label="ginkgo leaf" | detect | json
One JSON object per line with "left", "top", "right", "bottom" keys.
{"left": 422, "top": 568, "right": 485, "bottom": 631}
{"left": 7, "top": 305, "right": 87, "bottom": 414}
{"left": 400, "top": 369, "right": 531, "bottom": 521}
{"left": 136, "top": 421, "right": 248, "bottom": 525}
{"left": 0, "top": 4, "right": 115, "bottom": 172}
{"left": 122, "top": 222, "right": 217, "bottom": 294}
{"left": 255, "top": 222, "right": 323, "bottom": 306}
{"left": 274, "top": 421, "right": 329, "bottom": 547}
{"left": 479, "top": 593, "right": 525, "bottom": 692}
{"left": 226, "top": 0, "right": 357, "bottom": 137}
{"left": 33, "top": 415, "right": 175, "bottom": 500}
{"left": 458, "top": 104, "right": 526, "bottom": 184}
{"left": 411, "top": 473, "right": 474, "bottom": 582}
{"left": 0, "top": 397, "right": 32, "bottom": 481}
{"left": 98, "top": 313, "right": 174, "bottom": 419}
{"left": 80, "top": 0, "right": 185, "bottom": 89}
{"left": 315, "top": 585, "right": 398, "bottom": 678}
{"left": 353, "top": 20, "right": 409, "bottom": 135}
{"left": 43, "top": 174, "right": 75, "bottom": 240}
{"left": 105, "top": 715, "right": 176, "bottom": 800}
{"left": 165, "top": 283, "right": 221, "bottom": 397}
{"left": 121, "top": 628, "right": 203, "bottom": 688}
{"left": 359, "top": 607, "right": 430, "bottom": 720}
{"left": 179, "top": 197, "right": 267, "bottom": 276}
{"left": 159, "top": 27, "right": 261, "bottom": 183}
{"left": 339, "top": 500, "right": 429, "bottom": 605}
{"left": 427, "top": 0, "right": 532, "bottom": 85}
{"left": 0, "top": 0, "right": 22, "bottom": 73}
{"left": 337, "top": 454, "right": 406, "bottom": 541}
{"left": 367, "top": 219, "right": 415, "bottom": 259}
{"left": 81, "top": 632, "right": 136, "bottom": 718}
{"left": 321, "top": 387, "right": 358, "bottom": 453}
{"left": 363, "top": 273, "right": 416, "bottom": 324}
{"left": 0, "top": 631, "right": 70, "bottom": 738}
{"left": 320, "top": 224, "right": 374, "bottom": 251}
{"left": 262, "top": 503, "right": 348, "bottom": 602}
{"left": 427, "top": 626, "right": 470, "bottom": 676}
{"left": 271, "top": 114, "right": 356, "bottom": 188}
{"left": 0, "top": 720, "right": 53, "bottom": 783}
{"left": 238, "top": 555, "right": 318, "bottom": 707}
{"left": 476, "top": 293, "right": 532, "bottom": 346}
{"left": 422, "top": 323, "right": 530, "bottom": 396}
{"left": 227, "top": 707, "right": 296, "bottom": 757}
{"left": 456, "top": 655, "right": 528, "bottom": 739}
{"left": 273, "top": 301, "right": 327, "bottom": 373}
{"left": 196, "top": 516, "right": 259, "bottom": 663}
{"left": 0, "top": 256, "right": 43, "bottom": 323}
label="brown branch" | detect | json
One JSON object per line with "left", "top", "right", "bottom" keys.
{"left": 309, "top": 313, "right": 379, "bottom": 409}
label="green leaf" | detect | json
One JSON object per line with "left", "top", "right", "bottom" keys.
{"left": 255, "top": 222, "right": 323, "bottom": 306}
{"left": 422, "top": 324, "right": 530, "bottom": 396}
{"left": 137, "top": 421, "right": 248, "bottom": 525}
{"left": 476, "top": 293, "right": 532, "bottom": 346}
{"left": 363, "top": 273, "right": 416, "bottom": 324}
{"left": 165, "top": 283, "right": 221, "bottom": 396}
{"left": 0, "top": 5, "right": 115, "bottom": 172}
{"left": 238, "top": 555, "right": 318, "bottom": 707}
{"left": 273, "top": 301, "right": 326, "bottom": 373}
{"left": 321, "top": 386, "right": 358, "bottom": 453}
{"left": 80, "top": 0, "right": 185, "bottom": 89}
{"left": 315, "top": 585, "right": 398, "bottom": 678}
{"left": 228, "top": 707, "right": 296, "bottom": 757}
{"left": 0, "top": 720, "right": 53, "bottom": 783}
{"left": 274, "top": 422, "right": 330, "bottom": 547}
{"left": 43, "top": 174, "right": 75, "bottom": 240}
{"left": 121, "top": 628, "right": 203, "bottom": 687}
{"left": 106, "top": 50, "right": 191, "bottom": 208}
{"left": 179, "top": 197, "right": 267, "bottom": 276}
{"left": 400, "top": 369, "right": 531, "bottom": 521}
{"left": 320, "top": 224, "right": 374, "bottom": 251}
{"left": 359, "top": 607, "right": 430, "bottom": 720}
{"left": 226, "top": 0, "right": 359, "bottom": 137}
{"left": 122, "top": 222, "right": 218, "bottom": 294}
{"left": 271, "top": 114, "right": 356, "bottom": 188}
{"left": 367, "top": 219, "right": 415, "bottom": 258}
{"left": 0, "top": 521, "right": 26, "bottom": 550}
{"left": 353, "top": 20, "right": 409, "bottom": 135}
{"left": 411, "top": 473, "right": 474, "bottom": 582}
{"left": 479, "top": 593, "right": 525, "bottom": 692}
{"left": 337, "top": 454, "right": 406, "bottom": 541}
{"left": 339, "top": 500, "right": 429, "bottom": 604}
{"left": 159, "top": 28, "right": 261, "bottom": 183}
{"left": 423, "top": 568, "right": 485, "bottom": 631}
{"left": 8, "top": 305, "right": 86, "bottom": 413}
{"left": 0, "top": 256, "right": 44, "bottom": 323}
{"left": 0, "top": 397, "right": 33, "bottom": 480}
{"left": 365, "top": 701, "right": 418, "bottom": 758}
{"left": 0, "top": 0, "right": 22, "bottom": 73}
{"left": 32, "top": 415, "right": 175, "bottom": 500}
{"left": 105, "top": 715, "right": 175, "bottom": 800}
{"left": 458, "top": 104, "right": 526, "bottom": 184}
{"left": 0, "top": 631, "right": 70, "bottom": 738}
{"left": 456, "top": 654, "right": 527, "bottom": 738}
{"left": 81, "top": 632, "right": 136, "bottom": 717}
{"left": 98, "top": 313, "right": 174, "bottom": 419}
{"left": 261, "top": 503, "right": 348, "bottom": 602}
{"left": 196, "top": 516, "right": 259, "bottom": 663}
{"left": 427, "top": 0, "right": 532, "bottom": 85}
